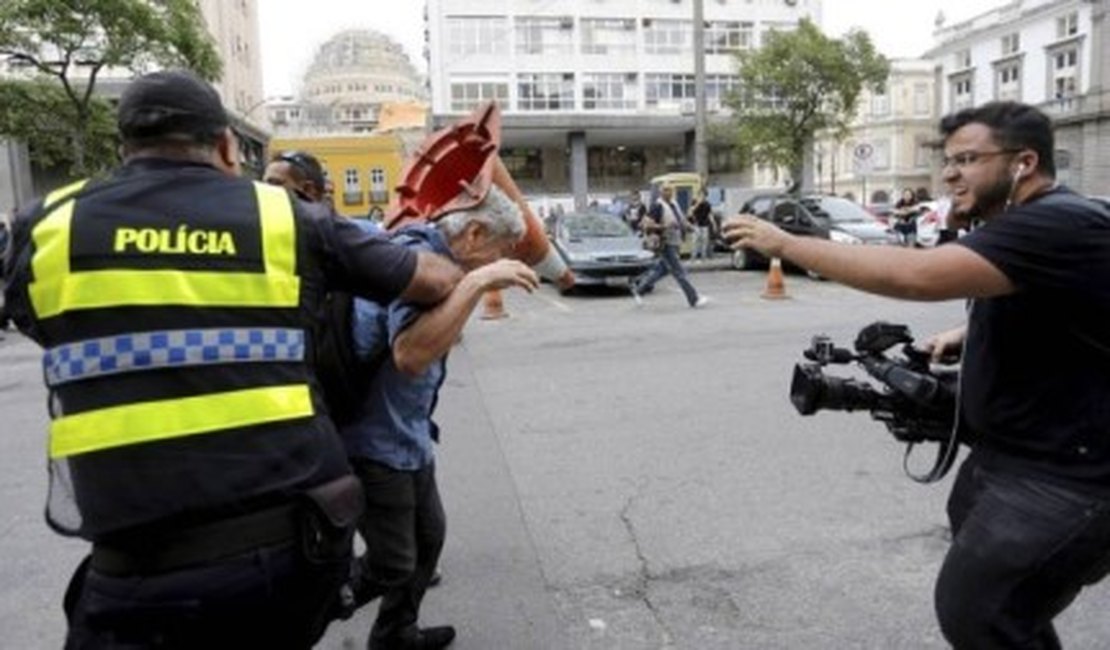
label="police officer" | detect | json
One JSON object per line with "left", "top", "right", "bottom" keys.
{"left": 2, "top": 69, "right": 461, "bottom": 648}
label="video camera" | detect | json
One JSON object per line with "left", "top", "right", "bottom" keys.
{"left": 790, "top": 322, "right": 959, "bottom": 447}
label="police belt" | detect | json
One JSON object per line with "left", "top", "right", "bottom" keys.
{"left": 90, "top": 501, "right": 301, "bottom": 577}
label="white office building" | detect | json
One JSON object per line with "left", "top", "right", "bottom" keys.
{"left": 928, "top": 0, "right": 1110, "bottom": 194}
{"left": 425, "top": 0, "right": 822, "bottom": 201}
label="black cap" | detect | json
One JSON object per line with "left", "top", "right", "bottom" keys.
{"left": 118, "top": 69, "right": 229, "bottom": 143}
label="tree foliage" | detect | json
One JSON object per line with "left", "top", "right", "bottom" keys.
{"left": 727, "top": 19, "right": 889, "bottom": 187}
{"left": 0, "top": 0, "right": 221, "bottom": 176}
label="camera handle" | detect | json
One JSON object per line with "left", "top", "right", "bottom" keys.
{"left": 901, "top": 324, "right": 968, "bottom": 484}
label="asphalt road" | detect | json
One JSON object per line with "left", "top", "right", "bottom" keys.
{"left": 4, "top": 265, "right": 1110, "bottom": 649}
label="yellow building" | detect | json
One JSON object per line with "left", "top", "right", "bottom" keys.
{"left": 269, "top": 134, "right": 407, "bottom": 218}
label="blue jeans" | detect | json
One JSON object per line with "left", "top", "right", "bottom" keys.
{"left": 633, "top": 244, "right": 699, "bottom": 306}
{"left": 935, "top": 449, "right": 1110, "bottom": 649}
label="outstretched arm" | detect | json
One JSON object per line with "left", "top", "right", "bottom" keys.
{"left": 721, "top": 215, "right": 1013, "bottom": 301}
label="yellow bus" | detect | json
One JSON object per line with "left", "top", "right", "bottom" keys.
{"left": 649, "top": 172, "right": 703, "bottom": 214}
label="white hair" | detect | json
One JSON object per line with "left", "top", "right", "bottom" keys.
{"left": 436, "top": 185, "right": 525, "bottom": 242}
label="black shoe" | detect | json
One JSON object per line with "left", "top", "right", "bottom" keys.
{"left": 369, "top": 625, "right": 456, "bottom": 650}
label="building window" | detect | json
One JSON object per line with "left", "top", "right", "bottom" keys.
{"left": 995, "top": 61, "right": 1022, "bottom": 102}
{"left": 913, "top": 83, "right": 930, "bottom": 115}
{"left": 581, "top": 18, "right": 636, "bottom": 55}
{"left": 951, "top": 74, "right": 973, "bottom": 110}
{"left": 645, "top": 73, "right": 696, "bottom": 108}
{"left": 1056, "top": 12, "right": 1078, "bottom": 39}
{"left": 761, "top": 21, "right": 795, "bottom": 46}
{"left": 870, "top": 85, "right": 889, "bottom": 116}
{"left": 501, "top": 148, "right": 543, "bottom": 181}
{"left": 914, "top": 135, "right": 932, "bottom": 169}
{"left": 871, "top": 139, "right": 890, "bottom": 171}
{"left": 709, "top": 146, "right": 743, "bottom": 173}
{"left": 449, "top": 80, "right": 509, "bottom": 112}
{"left": 1049, "top": 46, "right": 1079, "bottom": 106}
{"left": 343, "top": 169, "right": 361, "bottom": 206}
{"left": 515, "top": 16, "right": 574, "bottom": 56}
{"left": 705, "top": 74, "right": 741, "bottom": 112}
{"left": 447, "top": 16, "right": 508, "bottom": 56}
{"left": 517, "top": 73, "right": 575, "bottom": 111}
{"left": 643, "top": 18, "right": 691, "bottom": 55}
{"left": 588, "top": 147, "right": 644, "bottom": 178}
{"left": 582, "top": 73, "right": 638, "bottom": 110}
{"left": 1001, "top": 32, "right": 1020, "bottom": 55}
{"left": 955, "top": 49, "right": 971, "bottom": 69}
{"left": 369, "top": 168, "right": 388, "bottom": 204}
{"left": 705, "top": 21, "right": 754, "bottom": 54}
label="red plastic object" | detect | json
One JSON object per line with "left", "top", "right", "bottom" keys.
{"left": 386, "top": 103, "right": 500, "bottom": 228}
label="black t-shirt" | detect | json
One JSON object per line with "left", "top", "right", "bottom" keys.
{"left": 691, "top": 201, "right": 713, "bottom": 228}
{"left": 956, "top": 187, "right": 1110, "bottom": 485}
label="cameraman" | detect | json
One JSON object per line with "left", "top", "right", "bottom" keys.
{"left": 724, "top": 101, "right": 1110, "bottom": 649}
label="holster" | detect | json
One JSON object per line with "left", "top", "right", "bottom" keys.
{"left": 298, "top": 473, "right": 364, "bottom": 563}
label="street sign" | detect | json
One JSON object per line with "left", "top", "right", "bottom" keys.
{"left": 853, "top": 142, "right": 874, "bottom": 175}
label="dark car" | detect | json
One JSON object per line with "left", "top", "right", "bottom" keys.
{"left": 729, "top": 195, "right": 831, "bottom": 270}
{"left": 551, "top": 211, "right": 655, "bottom": 293}
{"left": 730, "top": 195, "right": 897, "bottom": 270}
{"left": 801, "top": 196, "right": 900, "bottom": 246}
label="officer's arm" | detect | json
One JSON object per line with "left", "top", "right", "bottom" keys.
{"left": 2, "top": 201, "right": 46, "bottom": 341}
{"left": 315, "top": 210, "right": 461, "bottom": 305}
{"left": 397, "top": 250, "right": 464, "bottom": 305}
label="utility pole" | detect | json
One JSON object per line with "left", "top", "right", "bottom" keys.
{"left": 693, "top": 0, "right": 708, "bottom": 181}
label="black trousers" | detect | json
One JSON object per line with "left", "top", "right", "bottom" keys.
{"left": 351, "top": 459, "right": 446, "bottom": 648}
{"left": 64, "top": 540, "right": 350, "bottom": 649}
{"left": 935, "top": 450, "right": 1110, "bottom": 649}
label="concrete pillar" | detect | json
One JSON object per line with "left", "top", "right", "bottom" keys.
{"left": 568, "top": 131, "right": 588, "bottom": 211}
{"left": 684, "top": 130, "right": 696, "bottom": 171}
{"left": 0, "top": 140, "right": 34, "bottom": 214}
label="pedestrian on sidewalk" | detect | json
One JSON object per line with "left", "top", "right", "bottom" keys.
{"left": 631, "top": 186, "right": 708, "bottom": 308}
{"left": 689, "top": 189, "right": 714, "bottom": 261}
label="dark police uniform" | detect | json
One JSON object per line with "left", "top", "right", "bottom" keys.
{"left": 2, "top": 71, "right": 421, "bottom": 649}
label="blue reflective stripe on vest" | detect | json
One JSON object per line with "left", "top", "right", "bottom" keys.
{"left": 43, "top": 328, "right": 306, "bottom": 387}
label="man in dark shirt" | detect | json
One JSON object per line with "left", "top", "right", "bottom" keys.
{"left": 724, "top": 101, "right": 1110, "bottom": 648}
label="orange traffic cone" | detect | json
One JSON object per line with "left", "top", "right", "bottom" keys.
{"left": 761, "top": 257, "right": 789, "bottom": 300}
{"left": 480, "top": 289, "right": 509, "bottom": 320}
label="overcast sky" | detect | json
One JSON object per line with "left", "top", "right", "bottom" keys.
{"left": 258, "top": 0, "right": 1006, "bottom": 97}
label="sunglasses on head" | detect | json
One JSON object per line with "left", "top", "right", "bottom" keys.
{"left": 276, "top": 151, "right": 324, "bottom": 185}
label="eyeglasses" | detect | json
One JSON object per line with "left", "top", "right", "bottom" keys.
{"left": 941, "top": 149, "right": 1019, "bottom": 170}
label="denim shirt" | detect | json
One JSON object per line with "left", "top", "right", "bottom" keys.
{"left": 339, "top": 224, "right": 451, "bottom": 470}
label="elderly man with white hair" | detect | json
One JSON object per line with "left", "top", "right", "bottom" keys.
{"left": 339, "top": 184, "right": 537, "bottom": 650}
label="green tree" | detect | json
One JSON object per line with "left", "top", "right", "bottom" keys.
{"left": 0, "top": 0, "right": 221, "bottom": 176}
{"left": 728, "top": 19, "right": 889, "bottom": 190}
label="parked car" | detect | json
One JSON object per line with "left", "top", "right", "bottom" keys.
{"left": 550, "top": 211, "right": 655, "bottom": 293}
{"left": 730, "top": 195, "right": 830, "bottom": 271}
{"left": 730, "top": 195, "right": 897, "bottom": 271}
{"left": 865, "top": 202, "right": 894, "bottom": 224}
{"left": 799, "top": 196, "right": 900, "bottom": 246}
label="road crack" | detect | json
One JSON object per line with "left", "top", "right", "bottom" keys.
{"left": 618, "top": 485, "right": 676, "bottom": 647}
